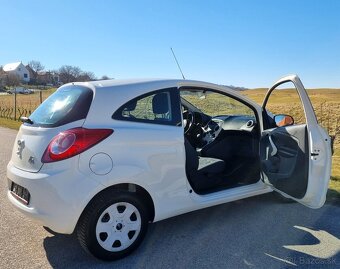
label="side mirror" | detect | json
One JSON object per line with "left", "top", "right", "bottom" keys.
{"left": 274, "top": 114, "right": 294, "bottom": 127}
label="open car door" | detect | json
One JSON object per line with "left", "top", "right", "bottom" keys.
{"left": 260, "top": 75, "right": 332, "bottom": 208}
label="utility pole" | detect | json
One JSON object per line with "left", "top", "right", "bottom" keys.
{"left": 14, "top": 91, "right": 17, "bottom": 120}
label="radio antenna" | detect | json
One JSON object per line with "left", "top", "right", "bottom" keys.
{"left": 170, "top": 47, "right": 185, "bottom": 79}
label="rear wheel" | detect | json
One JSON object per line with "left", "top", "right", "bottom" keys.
{"left": 77, "top": 190, "right": 149, "bottom": 261}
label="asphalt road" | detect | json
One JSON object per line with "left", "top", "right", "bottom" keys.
{"left": 0, "top": 126, "right": 339, "bottom": 269}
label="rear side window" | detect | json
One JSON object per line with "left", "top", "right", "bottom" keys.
{"left": 29, "top": 85, "right": 93, "bottom": 127}
{"left": 113, "top": 88, "right": 182, "bottom": 126}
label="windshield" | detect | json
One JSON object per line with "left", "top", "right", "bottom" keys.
{"left": 29, "top": 85, "right": 93, "bottom": 127}
{"left": 181, "top": 90, "right": 254, "bottom": 117}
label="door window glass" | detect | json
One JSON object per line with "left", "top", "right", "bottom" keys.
{"left": 264, "top": 82, "right": 306, "bottom": 125}
{"left": 180, "top": 90, "right": 255, "bottom": 118}
{"left": 123, "top": 92, "right": 171, "bottom": 121}
{"left": 113, "top": 88, "right": 182, "bottom": 126}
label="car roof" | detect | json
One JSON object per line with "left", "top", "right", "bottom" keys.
{"left": 65, "top": 78, "right": 262, "bottom": 127}
{"left": 72, "top": 78, "right": 231, "bottom": 91}
{"left": 67, "top": 78, "right": 259, "bottom": 108}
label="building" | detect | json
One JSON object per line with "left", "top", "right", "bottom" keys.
{"left": 37, "top": 71, "right": 60, "bottom": 86}
{"left": 3, "top": 62, "right": 30, "bottom": 83}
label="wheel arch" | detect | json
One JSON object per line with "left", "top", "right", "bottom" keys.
{"left": 76, "top": 183, "right": 155, "bottom": 232}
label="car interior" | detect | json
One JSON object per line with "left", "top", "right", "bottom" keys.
{"left": 116, "top": 85, "right": 308, "bottom": 199}
{"left": 181, "top": 88, "right": 262, "bottom": 194}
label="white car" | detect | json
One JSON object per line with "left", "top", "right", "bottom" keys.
{"left": 8, "top": 87, "right": 33, "bottom": 94}
{"left": 7, "top": 75, "right": 331, "bottom": 261}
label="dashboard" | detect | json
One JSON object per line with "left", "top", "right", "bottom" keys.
{"left": 181, "top": 98, "right": 258, "bottom": 149}
{"left": 201, "top": 115, "right": 257, "bottom": 146}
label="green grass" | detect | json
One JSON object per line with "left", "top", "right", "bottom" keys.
{"left": 0, "top": 118, "right": 21, "bottom": 130}
{"left": 328, "top": 179, "right": 340, "bottom": 202}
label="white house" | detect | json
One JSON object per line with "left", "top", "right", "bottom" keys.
{"left": 3, "top": 62, "right": 30, "bottom": 82}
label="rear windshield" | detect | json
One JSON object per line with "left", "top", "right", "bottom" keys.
{"left": 28, "top": 85, "right": 93, "bottom": 127}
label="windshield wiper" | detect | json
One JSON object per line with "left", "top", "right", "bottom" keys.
{"left": 20, "top": 116, "right": 34, "bottom": 124}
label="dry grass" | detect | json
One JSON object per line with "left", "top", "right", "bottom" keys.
{"left": 0, "top": 118, "right": 21, "bottom": 130}
{"left": 241, "top": 88, "right": 340, "bottom": 147}
{"left": 182, "top": 92, "right": 254, "bottom": 116}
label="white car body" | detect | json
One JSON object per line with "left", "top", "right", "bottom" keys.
{"left": 8, "top": 87, "right": 33, "bottom": 94}
{"left": 6, "top": 75, "right": 332, "bottom": 260}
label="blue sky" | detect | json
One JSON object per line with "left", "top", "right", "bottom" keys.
{"left": 1, "top": 0, "right": 339, "bottom": 88}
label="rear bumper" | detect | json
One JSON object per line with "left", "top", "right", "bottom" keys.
{"left": 6, "top": 161, "right": 103, "bottom": 234}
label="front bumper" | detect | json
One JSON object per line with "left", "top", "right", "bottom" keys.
{"left": 7, "top": 161, "right": 103, "bottom": 234}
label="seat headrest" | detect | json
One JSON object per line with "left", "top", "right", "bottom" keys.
{"left": 152, "top": 92, "right": 169, "bottom": 114}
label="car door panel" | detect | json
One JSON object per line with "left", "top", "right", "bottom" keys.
{"left": 260, "top": 75, "right": 331, "bottom": 208}
{"left": 261, "top": 124, "right": 308, "bottom": 199}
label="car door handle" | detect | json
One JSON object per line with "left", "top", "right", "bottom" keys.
{"left": 268, "top": 135, "right": 278, "bottom": 157}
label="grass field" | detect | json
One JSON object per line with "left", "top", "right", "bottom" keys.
{"left": 0, "top": 118, "right": 21, "bottom": 129}
{"left": 0, "top": 87, "right": 339, "bottom": 197}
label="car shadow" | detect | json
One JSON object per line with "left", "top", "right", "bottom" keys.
{"left": 43, "top": 193, "right": 340, "bottom": 269}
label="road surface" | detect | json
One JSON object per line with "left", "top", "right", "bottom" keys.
{"left": 0, "top": 127, "right": 339, "bottom": 268}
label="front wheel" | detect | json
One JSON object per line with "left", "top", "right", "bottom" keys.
{"left": 77, "top": 190, "right": 149, "bottom": 261}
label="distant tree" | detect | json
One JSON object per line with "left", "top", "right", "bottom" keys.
{"left": 28, "top": 60, "right": 45, "bottom": 83}
{"left": 101, "top": 75, "right": 110, "bottom": 80}
{"left": 59, "top": 65, "right": 82, "bottom": 83}
{"left": 77, "top": 71, "right": 96, "bottom": 82}
{"left": 5, "top": 73, "right": 21, "bottom": 88}
{"left": 0, "top": 66, "right": 5, "bottom": 88}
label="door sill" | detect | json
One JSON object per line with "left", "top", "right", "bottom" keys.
{"left": 190, "top": 180, "right": 272, "bottom": 205}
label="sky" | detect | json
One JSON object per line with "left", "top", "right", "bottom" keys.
{"left": 0, "top": 0, "right": 340, "bottom": 88}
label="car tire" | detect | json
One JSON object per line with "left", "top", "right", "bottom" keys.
{"left": 77, "top": 190, "right": 149, "bottom": 261}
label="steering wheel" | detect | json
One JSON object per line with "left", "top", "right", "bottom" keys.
{"left": 183, "top": 110, "right": 195, "bottom": 134}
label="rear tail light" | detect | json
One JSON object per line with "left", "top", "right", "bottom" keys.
{"left": 42, "top": 128, "right": 113, "bottom": 163}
